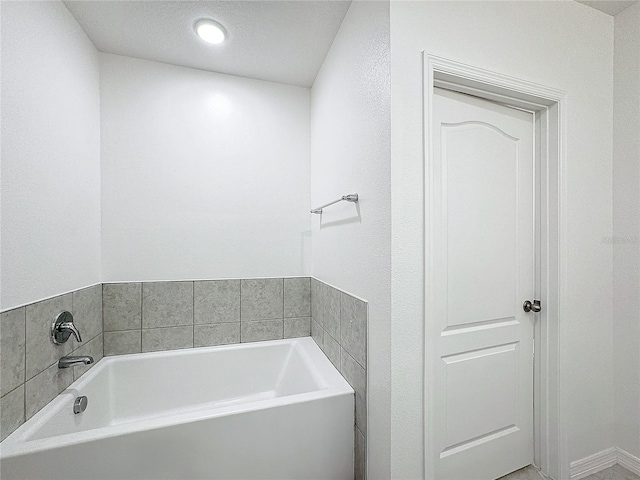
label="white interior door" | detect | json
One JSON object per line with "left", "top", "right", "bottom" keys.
{"left": 432, "top": 88, "right": 536, "bottom": 480}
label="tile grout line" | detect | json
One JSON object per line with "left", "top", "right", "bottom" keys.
{"left": 239, "top": 279, "right": 243, "bottom": 342}
{"left": 339, "top": 289, "right": 343, "bottom": 365}
{"left": 71, "top": 291, "right": 75, "bottom": 363}
{"left": 192, "top": 281, "right": 195, "bottom": 348}
{"left": 101, "top": 284, "right": 105, "bottom": 359}
{"left": 1, "top": 383, "right": 24, "bottom": 402}
{"left": 140, "top": 282, "right": 143, "bottom": 353}
{"left": 23, "top": 305, "right": 27, "bottom": 424}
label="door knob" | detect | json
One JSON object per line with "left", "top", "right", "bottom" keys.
{"left": 523, "top": 299, "right": 541, "bottom": 313}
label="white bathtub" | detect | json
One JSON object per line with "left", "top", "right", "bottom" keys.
{"left": 0, "top": 337, "right": 354, "bottom": 480}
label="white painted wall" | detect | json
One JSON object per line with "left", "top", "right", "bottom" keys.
{"left": 613, "top": 1, "right": 640, "bottom": 460}
{"left": 390, "top": 1, "right": 614, "bottom": 476}
{"left": 100, "top": 54, "right": 311, "bottom": 282}
{"left": 0, "top": 1, "right": 101, "bottom": 311}
{"left": 310, "top": 1, "right": 391, "bottom": 477}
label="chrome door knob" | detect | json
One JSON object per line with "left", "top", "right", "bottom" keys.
{"left": 523, "top": 299, "right": 541, "bottom": 313}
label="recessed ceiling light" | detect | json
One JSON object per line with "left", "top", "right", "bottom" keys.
{"left": 194, "top": 19, "right": 226, "bottom": 45}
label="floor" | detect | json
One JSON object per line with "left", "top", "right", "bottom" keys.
{"left": 499, "top": 464, "right": 640, "bottom": 480}
{"left": 582, "top": 465, "right": 640, "bottom": 480}
{"left": 498, "top": 465, "right": 545, "bottom": 480}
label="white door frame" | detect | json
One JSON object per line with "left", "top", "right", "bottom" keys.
{"left": 423, "top": 54, "right": 568, "bottom": 480}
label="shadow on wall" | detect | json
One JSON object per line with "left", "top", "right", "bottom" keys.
{"left": 319, "top": 202, "right": 361, "bottom": 229}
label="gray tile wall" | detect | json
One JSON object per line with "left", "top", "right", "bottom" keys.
{"left": 103, "top": 278, "right": 311, "bottom": 356}
{"left": 0, "top": 284, "right": 103, "bottom": 441}
{"left": 311, "top": 278, "right": 368, "bottom": 480}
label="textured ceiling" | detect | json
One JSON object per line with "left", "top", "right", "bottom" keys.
{"left": 64, "top": 1, "right": 351, "bottom": 87}
{"left": 575, "top": 0, "right": 638, "bottom": 16}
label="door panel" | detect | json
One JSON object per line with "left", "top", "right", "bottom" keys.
{"left": 432, "top": 88, "right": 535, "bottom": 480}
{"left": 445, "top": 122, "right": 518, "bottom": 327}
{"left": 443, "top": 343, "right": 518, "bottom": 449}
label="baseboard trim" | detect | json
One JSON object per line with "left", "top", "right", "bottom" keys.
{"left": 570, "top": 448, "right": 617, "bottom": 479}
{"left": 617, "top": 448, "right": 640, "bottom": 477}
{"left": 570, "top": 447, "right": 640, "bottom": 479}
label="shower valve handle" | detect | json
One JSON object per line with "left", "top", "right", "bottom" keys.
{"left": 51, "top": 311, "right": 82, "bottom": 344}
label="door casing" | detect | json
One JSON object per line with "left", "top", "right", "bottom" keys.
{"left": 422, "top": 54, "right": 568, "bottom": 480}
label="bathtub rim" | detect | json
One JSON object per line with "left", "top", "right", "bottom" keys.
{"left": 0, "top": 337, "right": 354, "bottom": 458}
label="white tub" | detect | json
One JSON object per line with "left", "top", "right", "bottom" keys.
{"left": 0, "top": 337, "right": 354, "bottom": 480}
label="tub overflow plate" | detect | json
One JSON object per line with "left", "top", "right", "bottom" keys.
{"left": 74, "top": 396, "right": 88, "bottom": 414}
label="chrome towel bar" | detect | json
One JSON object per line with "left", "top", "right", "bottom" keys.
{"left": 311, "top": 193, "right": 358, "bottom": 214}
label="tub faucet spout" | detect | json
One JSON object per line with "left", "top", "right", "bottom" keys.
{"left": 58, "top": 356, "right": 94, "bottom": 369}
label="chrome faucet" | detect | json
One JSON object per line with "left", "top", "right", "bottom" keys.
{"left": 51, "top": 311, "right": 82, "bottom": 344}
{"left": 51, "top": 311, "right": 95, "bottom": 369}
{"left": 58, "top": 356, "right": 94, "bottom": 369}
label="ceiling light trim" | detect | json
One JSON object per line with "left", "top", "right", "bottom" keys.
{"left": 194, "top": 18, "right": 227, "bottom": 45}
